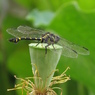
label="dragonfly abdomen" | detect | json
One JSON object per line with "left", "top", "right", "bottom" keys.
{"left": 9, "top": 37, "right": 42, "bottom": 43}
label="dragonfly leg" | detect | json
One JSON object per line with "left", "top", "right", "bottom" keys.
{"left": 36, "top": 42, "right": 39, "bottom": 46}
{"left": 52, "top": 44, "right": 56, "bottom": 51}
{"left": 35, "top": 40, "right": 42, "bottom": 46}
{"left": 45, "top": 44, "right": 51, "bottom": 54}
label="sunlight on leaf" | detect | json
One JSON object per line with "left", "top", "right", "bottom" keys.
{"left": 26, "top": 9, "right": 55, "bottom": 27}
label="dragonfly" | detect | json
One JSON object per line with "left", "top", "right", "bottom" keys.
{"left": 7, "top": 25, "right": 89, "bottom": 58}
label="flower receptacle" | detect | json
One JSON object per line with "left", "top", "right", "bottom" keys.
{"left": 29, "top": 43, "right": 63, "bottom": 91}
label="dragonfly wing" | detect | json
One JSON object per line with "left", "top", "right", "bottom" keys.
{"left": 58, "top": 37, "right": 89, "bottom": 56}
{"left": 17, "top": 26, "right": 45, "bottom": 35}
{"left": 69, "top": 44, "right": 90, "bottom": 55}
{"left": 49, "top": 44, "right": 78, "bottom": 58}
{"left": 62, "top": 46, "right": 78, "bottom": 58}
{"left": 7, "top": 27, "right": 42, "bottom": 38}
{"left": 7, "top": 28, "right": 27, "bottom": 38}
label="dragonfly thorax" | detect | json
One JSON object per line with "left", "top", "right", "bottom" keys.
{"left": 41, "top": 32, "right": 60, "bottom": 44}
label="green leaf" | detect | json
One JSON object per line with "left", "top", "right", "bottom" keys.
{"left": 77, "top": 0, "right": 95, "bottom": 10}
{"left": 48, "top": 1, "right": 95, "bottom": 94}
{"left": 14, "top": 0, "right": 32, "bottom": 8}
{"left": 7, "top": 46, "right": 33, "bottom": 77}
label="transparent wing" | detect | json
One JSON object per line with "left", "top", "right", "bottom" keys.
{"left": 61, "top": 46, "right": 78, "bottom": 58}
{"left": 57, "top": 37, "right": 89, "bottom": 57}
{"left": 7, "top": 28, "right": 27, "bottom": 38}
{"left": 7, "top": 26, "right": 44, "bottom": 38}
{"left": 17, "top": 26, "right": 45, "bottom": 35}
{"left": 49, "top": 44, "right": 78, "bottom": 58}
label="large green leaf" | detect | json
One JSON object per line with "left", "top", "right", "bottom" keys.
{"left": 12, "top": 0, "right": 95, "bottom": 11}
{"left": 47, "top": 1, "right": 95, "bottom": 94}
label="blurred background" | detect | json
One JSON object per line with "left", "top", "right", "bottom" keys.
{"left": 0, "top": 0, "right": 95, "bottom": 95}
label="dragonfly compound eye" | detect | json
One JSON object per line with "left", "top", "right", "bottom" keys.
{"left": 55, "top": 36, "right": 60, "bottom": 43}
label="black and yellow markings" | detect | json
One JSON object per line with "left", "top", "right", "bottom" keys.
{"left": 30, "top": 37, "right": 32, "bottom": 39}
{"left": 19, "top": 38, "right": 21, "bottom": 40}
{"left": 18, "top": 37, "right": 42, "bottom": 41}
{"left": 16, "top": 38, "right": 18, "bottom": 42}
{"left": 39, "top": 38, "right": 42, "bottom": 41}
{"left": 8, "top": 31, "right": 59, "bottom": 45}
{"left": 35, "top": 37, "right": 37, "bottom": 39}
{"left": 43, "top": 33, "right": 49, "bottom": 38}
{"left": 52, "top": 36, "right": 55, "bottom": 42}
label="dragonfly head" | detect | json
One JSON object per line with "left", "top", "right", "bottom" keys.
{"left": 55, "top": 35, "right": 60, "bottom": 43}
